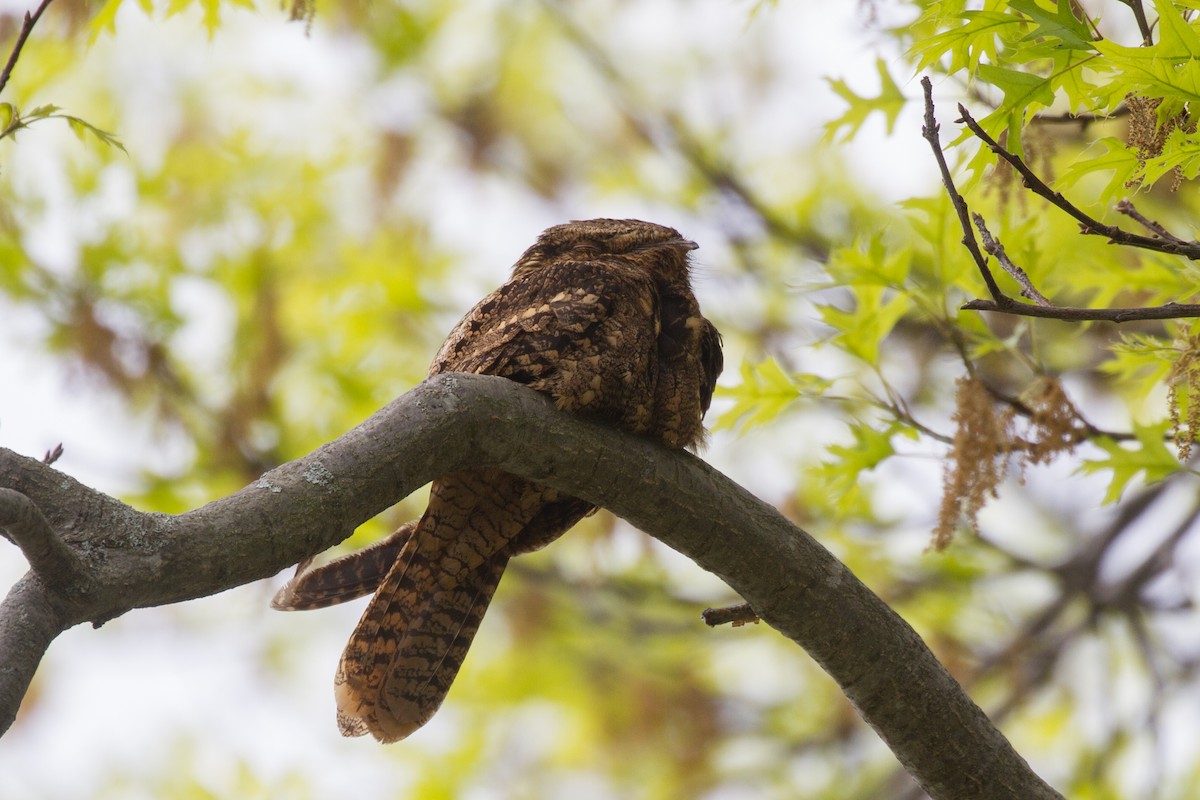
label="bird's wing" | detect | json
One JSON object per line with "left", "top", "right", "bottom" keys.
{"left": 699, "top": 318, "right": 723, "bottom": 416}
{"left": 431, "top": 259, "right": 660, "bottom": 422}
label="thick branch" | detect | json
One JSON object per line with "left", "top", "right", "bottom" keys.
{"left": 0, "top": 575, "right": 62, "bottom": 732}
{"left": 0, "top": 373, "right": 1062, "bottom": 799}
{"left": 0, "top": 488, "right": 88, "bottom": 588}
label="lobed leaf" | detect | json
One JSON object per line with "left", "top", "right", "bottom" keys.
{"left": 907, "top": 10, "right": 1021, "bottom": 74}
{"left": 1092, "top": 0, "right": 1200, "bottom": 102}
{"left": 817, "top": 286, "right": 912, "bottom": 365}
{"left": 1078, "top": 422, "right": 1182, "bottom": 503}
{"left": 1055, "top": 137, "right": 1142, "bottom": 205}
{"left": 1008, "top": 0, "right": 1095, "bottom": 52}
{"left": 823, "top": 58, "right": 908, "bottom": 143}
{"left": 713, "top": 359, "right": 831, "bottom": 433}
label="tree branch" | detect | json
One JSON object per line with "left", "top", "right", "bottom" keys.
{"left": 1115, "top": 198, "right": 1189, "bottom": 244}
{"left": 0, "top": 488, "right": 89, "bottom": 589}
{"left": 1117, "top": 0, "right": 1154, "bottom": 46}
{"left": 0, "top": 373, "right": 1063, "bottom": 800}
{"left": 701, "top": 602, "right": 760, "bottom": 627}
{"left": 955, "top": 103, "right": 1200, "bottom": 261}
{"left": 919, "top": 77, "right": 1009, "bottom": 306}
{"left": 0, "top": 573, "right": 64, "bottom": 732}
{"left": 960, "top": 299, "right": 1200, "bottom": 322}
{"left": 0, "top": 0, "right": 54, "bottom": 98}
{"left": 971, "top": 213, "right": 1051, "bottom": 306}
{"left": 921, "top": 79, "right": 1200, "bottom": 324}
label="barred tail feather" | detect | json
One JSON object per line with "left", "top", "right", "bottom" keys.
{"left": 335, "top": 546, "right": 509, "bottom": 742}
{"left": 271, "top": 522, "right": 417, "bottom": 611}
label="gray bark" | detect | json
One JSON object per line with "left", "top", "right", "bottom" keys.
{"left": 0, "top": 372, "right": 1063, "bottom": 799}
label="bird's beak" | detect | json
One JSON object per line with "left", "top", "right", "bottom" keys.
{"left": 631, "top": 238, "right": 699, "bottom": 255}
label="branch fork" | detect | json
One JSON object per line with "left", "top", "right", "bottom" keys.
{"left": 1, "top": 373, "right": 1065, "bottom": 800}
{"left": 920, "top": 76, "right": 1200, "bottom": 324}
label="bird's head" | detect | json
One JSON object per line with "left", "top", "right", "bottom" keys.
{"left": 513, "top": 218, "right": 698, "bottom": 283}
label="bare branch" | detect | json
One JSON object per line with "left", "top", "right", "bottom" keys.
{"left": 1115, "top": 199, "right": 1189, "bottom": 245}
{"left": 955, "top": 104, "right": 1200, "bottom": 261}
{"left": 981, "top": 378, "right": 1138, "bottom": 443}
{"left": 0, "top": 0, "right": 54, "bottom": 98}
{"left": 961, "top": 298, "right": 1200, "bottom": 322}
{"left": 1117, "top": 0, "right": 1154, "bottom": 46}
{"left": 921, "top": 84, "right": 1200, "bottom": 323}
{"left": 0, "top": 373, "right": 1064, "bottom": 800}
{"left": 971, "top": 213, "right": 1051, "bottom": 306}
{"left": 920, "top": 78, "right": 1009, "bottom": 305}
{"left": 1032, "top": 106, "right": 1128, "bottom": 126}
{"left": 0, "top": 574, "right": 64, "bottom": 733}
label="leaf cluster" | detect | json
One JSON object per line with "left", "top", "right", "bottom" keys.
{"left": 814, "top": 0, "right": 1200, "bottom": 529}
{"left": 0, "top": 101, "right": 124, "bottom": 151}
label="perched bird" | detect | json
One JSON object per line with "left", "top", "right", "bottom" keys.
{"left": 272, "top": 218, "right": 723, "bottom": 742}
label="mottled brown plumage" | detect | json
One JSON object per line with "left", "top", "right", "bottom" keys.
{"left": 273, "top": 218, "right": 723, "bottom": 742}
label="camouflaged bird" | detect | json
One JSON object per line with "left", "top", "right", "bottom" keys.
{"left": 272, "top": 218, "right": 723, "bottom": 742}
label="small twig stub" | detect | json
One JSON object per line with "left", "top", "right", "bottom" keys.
{"left": 702, "top": 602, "right": 761, "bottom": 627}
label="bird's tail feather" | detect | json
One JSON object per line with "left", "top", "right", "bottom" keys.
{"left": 271, "top": 521, "right": 417, "bottom": 611}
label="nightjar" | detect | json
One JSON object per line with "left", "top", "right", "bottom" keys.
{"left": 273, "top": 218, "right": 723, "bottom": 742}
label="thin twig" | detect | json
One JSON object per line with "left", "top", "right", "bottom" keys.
{"left": 926, "top": 89, "right": 1200, "bottom": 321}
{"left": 1115, "top": 199, "right": 1188, "bottom": 244}
{"left": 961, "top": 299, "right": 1200, "bottom": 322}
{"left": 971, "top": 213, "right": 1051, "bottom": 306}
{"left": 870, "top": 384, "right": 955, "bottom": 445}
{"left": 956, "top": 104, "right": 1200, "bottom": 260}
{"left": 983, "top": 380, "right": 1135, "bottom": 443}
{"left": 1033, "top": 106, "right": 1129, "bottom": 126}
{"left": 0, "top": 0, "right": 54, "bottom": 98}
{"left": 1117, "top": 0, "right": 1154, "bottom": 46}
{"left": 920, "top": 78, "right": 1009, "bottom": 305}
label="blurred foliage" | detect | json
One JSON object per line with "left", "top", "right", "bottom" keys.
{"left": 4, "top": 0, "right": 1200, "bottom": 798}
